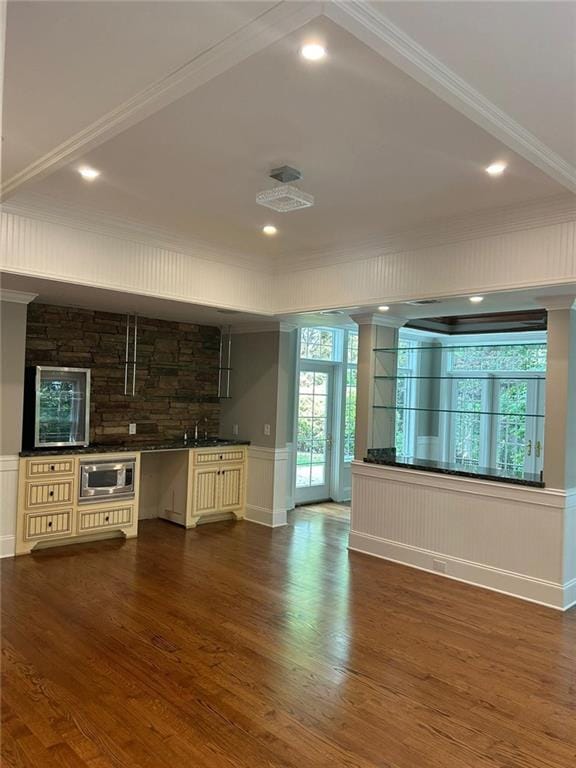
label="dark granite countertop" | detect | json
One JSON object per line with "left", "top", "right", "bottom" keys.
{"left": 364, "top": 451, "right": 544, "bottom": 488}
{"left": 20, "top": 439, "right": 250, "bottom": 457}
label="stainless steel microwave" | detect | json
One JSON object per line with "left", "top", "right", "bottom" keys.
{"left": 79, "top": 459, "right": 136, "bottom": 504}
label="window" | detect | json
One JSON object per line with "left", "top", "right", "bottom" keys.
{"left": 300, "top": 327, "right": 338, "bottom": 361}
{"left": 390, "top": 332, "right": 546, "bottom": 480}
{"left": 395, "top": 340, "right": 417, "bottom": 459}
{"left": 343, "top": 331, "right": 358, "bottom": 463}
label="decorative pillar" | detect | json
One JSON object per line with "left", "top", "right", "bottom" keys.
{"left": 351, "top": 313, "right": 407, "bottom": 461}
{"left": 541, "top": 297, "right": 576, "bottom": 490}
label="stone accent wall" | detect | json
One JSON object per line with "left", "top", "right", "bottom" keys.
{"left": 25, "top": 304, "right": 221, "bottom": 445}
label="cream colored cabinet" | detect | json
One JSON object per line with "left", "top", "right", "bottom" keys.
{"left": 191, "top": 466, "right": 220, "bottom": 516}
{"left": 16, "top": 453, "right": 140, "bottom": 555}
{"left": 186, "top": 447, "right": 247, "bottom": 528}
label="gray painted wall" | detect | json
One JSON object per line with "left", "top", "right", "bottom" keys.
{"left": 219, "top": 328, "right": 298, "bottom": 450}
{"left": 220, "top": 331, "right": 280, "bottom": 449}
{"left": 1, "top": 301, "right": 27, "bottom": 455}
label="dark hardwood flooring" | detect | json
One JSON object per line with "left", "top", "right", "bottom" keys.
{"left": 2, "top": 508, "right": 575, "bottom": 767}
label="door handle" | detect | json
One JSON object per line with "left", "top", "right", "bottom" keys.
{"left": 536, "top": 441, "right": 542, "bottom": 458}
{"left": 527, "top": 440, "right": 532, "bottom": 456}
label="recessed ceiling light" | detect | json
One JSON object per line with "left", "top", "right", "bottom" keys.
{"left": 469, "top": 296, "right": 484, "bottom": 304}
{"left": 485, "top": 162, "right": 507, "bottom": 176}
{"left": 262, "top": 225, "right": 278, "bottom": 236}
{"left": 78, "top": 166, "right": 100, "bottom": 181}
{"left": 378, "top": 305, "right": 390, "bottom": 312}
{"left": 300, "top": 43, "right": 326, "bottom": 61}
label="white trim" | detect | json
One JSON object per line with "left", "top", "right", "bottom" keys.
{"left": 327, "top": 2, "right": 576, "bottom": 193}
{"left": 1, "top": 2, "right": 323, "bottom": 199}
{"left": 0, "top": 289, "right": 37, "bottom": 304}
{"left": 245, "top": 445, "right": 290, "bottom": 528}
{"left": 245, "top": 505, "right": 287, "bottom": 528}
{"left": 277, "top": 194, "right": 576, "bottom": 273}
{"left": 2, "top": 193, "right": 269, "bottom": 273}
{"left": 349, "top": 531, "right": 572, "bottom": 611}
{"left": 0, "top": 536, "right": 16, "bottom": 559}
{"left": 352, "top": 460, "right": 564, "bottom": 508}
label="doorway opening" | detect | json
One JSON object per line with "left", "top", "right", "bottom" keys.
{"left": 294, "top": 327, "right": 357, "bottom": 506}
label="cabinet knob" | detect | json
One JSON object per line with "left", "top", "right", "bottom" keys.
{"left": 48, "top": 521, "right": 53, "bottom": 527}
{"left": 222, "top": 470, "right": 225, "bottom": 476}
{"left": 50, "top": 465, "right": 55, "bottom": 471}
{"left": 49, "top": 491, "right": 54, "bottom": 497}
{"left": 105, "top": 516, "right": 110, "bottom": 522}
{"left": 219, "top": 455, "right": 223, "bottom": 460}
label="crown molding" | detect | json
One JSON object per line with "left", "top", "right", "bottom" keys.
{"left": 326, "top": 1, "right": 576, "bottom": 194}
{"left": 1, "top": 192, "right": 272, "bottom": 274}
{"left": 0, "top": 289, "right": 38, "bottom": 304}
{"left": 350, "top": 312, "right": 407, "bottom": 328}
{"left": 0, "top": 1, "right": 323, "bottom": 200}
{"left": 535, "top": 296, "right": 576, "bottom": 312}
{"left": 275, "top": 194, "right": 576, "bottom": 272}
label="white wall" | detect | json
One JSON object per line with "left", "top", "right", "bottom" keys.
{"left": 0, "top": 211, "right": 275, "bottom": 315}
{"left": 351, "top": 461, "right": 576, "bottom": 610}
{"left": 1, "top": 209, "right": 575, "bottom": 317}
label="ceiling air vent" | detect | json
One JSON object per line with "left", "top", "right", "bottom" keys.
{"left": 256, "top": 166, "right": 314, "bottom": 213}
{"left": 408, "top": 299, "right": 442, "bottom": 306}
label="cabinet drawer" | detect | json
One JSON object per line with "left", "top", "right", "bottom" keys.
{"left": 25, "top": 510, "right": 72, "bottom": 540}
{"left": 78, "top": 506, "right": 133, "bottom": 532}
{"left": 26, "top": 459, "right": 74, "bottom": 478}
{"left": 26, "top": 479, "right": 74, "bottom": 509}
{"left": 194, "top": 449, "right": 245, "bottom": 465}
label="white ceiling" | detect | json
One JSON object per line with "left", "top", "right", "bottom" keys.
{"left": 2, "top": 1, "right": 575, "bottom": 270}
{"left": 381, "top": 1, "right": 576, "bottom": 166}
{"left": 2, "top": 0, "right": 275, "bottom": 181}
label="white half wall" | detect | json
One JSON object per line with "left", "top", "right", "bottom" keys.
{"left": 0, "top": 455, "right": 18, "bottom": 557}
{"left": 246, "top": 445, "right": 291, "bottom": 527}
{"left": 350, "top": 461, "right": 576, "bottom": 610}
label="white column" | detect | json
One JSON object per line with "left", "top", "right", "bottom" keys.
{"left": 540, "top": 297, "right": 576, "bottom": 490}
{"left": 351, "top": 313, "right": 407, "bottom": 460}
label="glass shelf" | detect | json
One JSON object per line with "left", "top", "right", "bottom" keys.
{"left": 373, "top": 405, "right": 544, "bottom": 418}
{"left": 375, "top": 375, "right": 545, "bottom": 381}
{"left": 374, "top": 343, "right": 547, "bottom": 352}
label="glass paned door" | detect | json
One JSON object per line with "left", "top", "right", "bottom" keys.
{"left": 493, "top": 378, "right": 544, "bottom": 476}
{"left": 296, "top": 366, "right": 334, "bottom": 503}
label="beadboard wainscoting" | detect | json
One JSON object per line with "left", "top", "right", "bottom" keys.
{"left": 246, "top": 445, "right": 292, "bottom": 527}
{"left": 0, "top": 456, "right": 19, "bottom": 558}
{"left": 350, "top": 461, "right": 576, "bottom": 610}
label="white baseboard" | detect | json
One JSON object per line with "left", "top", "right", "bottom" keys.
{"left": 0, "top": 535, "right": 16, "bottom": 559}
{"left": 246, "top": 504, "right": 287, "bottom": 528}
{"left": 349, "top": 531, "right": 572, "bottom": 611}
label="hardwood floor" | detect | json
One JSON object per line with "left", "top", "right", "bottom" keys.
{"left": 2, "top": 508, "right": 575, "bottom": 767}
{"left": 298, "top": 501, "right": 351, "bottom": 520}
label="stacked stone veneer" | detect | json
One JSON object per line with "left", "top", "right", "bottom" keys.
{"left": 25, "top": 304, "right": 221, "bottom": 445}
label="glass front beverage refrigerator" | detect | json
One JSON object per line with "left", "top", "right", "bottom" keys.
{"left": 23, "top": 366, "right": 91, "bottom": 449}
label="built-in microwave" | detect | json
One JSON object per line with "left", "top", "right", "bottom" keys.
{"left": 79, "top": 459, "right": 136, "bottom": 504}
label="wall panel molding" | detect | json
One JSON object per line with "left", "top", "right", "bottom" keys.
{"left": 351, "top": 461, "right": 575, "bottom": 610}
{"left": 0, "top": 211, "right": 275, "bottom": 315}
{"left": 275, "top": 219, "right": 576, "bottom": 314}
{"left": 0, "top": 455, "right": 19, "bottom": 558}
{"left": 246, "top": 445, "right": 290, "bottom": 527}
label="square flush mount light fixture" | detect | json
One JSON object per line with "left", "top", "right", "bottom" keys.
{"left": 256, "top": 185, "right": 314, "bottom": 213}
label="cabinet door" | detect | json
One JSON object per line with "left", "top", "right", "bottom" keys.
{"left": 219, "top": 464, "right": 244, "bottom": 511}
{"left": 191, "top": 467, "right": 220, "bottom": 515}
